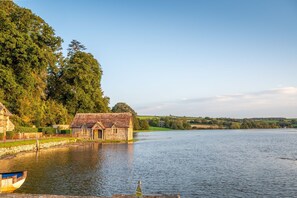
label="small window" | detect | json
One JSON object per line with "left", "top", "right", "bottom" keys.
{"left": 113, "top": 128, "right": 117, "bottom": 134}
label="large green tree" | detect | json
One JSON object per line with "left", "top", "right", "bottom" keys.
{"left": 0, "top": 1, "right": 68, "bottom": 126}
{"left": 0, "top": 2, "right": 109, "bottom": 126}
{"left": 48, "top": 41, "right": 110, "bottom": 115}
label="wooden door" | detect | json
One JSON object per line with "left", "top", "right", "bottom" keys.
{"left": 98, "top": 130, "right": 103, "bottom": 139}
{"left": 93, "top": 130, "right": 98, "bottom": 140}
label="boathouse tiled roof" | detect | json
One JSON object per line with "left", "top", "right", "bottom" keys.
{"left": 71, "top": 113, "right": 132, "bottom": 129}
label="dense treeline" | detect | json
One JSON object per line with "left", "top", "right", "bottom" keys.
{"left": 189, "top": 117, "right": 297, "bottom": 129}
{"left": 140, "top": 116, "right": 297, "bottom": 130}
{"left": 148, "top": 117, "right": 191, "bottom": 130}
{"left": 0, "top": 1, "right": 109, "bottom": 127}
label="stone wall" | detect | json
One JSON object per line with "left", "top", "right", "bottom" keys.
{"left": 15, "top": 133, "right": 43, "bottom": 139}
{"left": 0, "top": 140, "right": 70, "bottom": 158}
{"left": 104, "top": 128, "right": 128, "bottom": 141}
{"left": 72, "top": 128, "right": 92, "bottom": 139}
{"left": 72, "top": 127, "right": 133, "bottom": 141}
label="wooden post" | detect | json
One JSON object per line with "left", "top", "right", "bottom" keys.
{"left": 135, "top": 180, "right": 143, "bottom": 198}
{"left": 36, "top": 139, "right": 40, "bottom": 151}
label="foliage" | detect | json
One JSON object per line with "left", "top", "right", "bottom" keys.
{"left": 0, "top": 2, "right": 109, "bottom": 126}
{"left": 0, "top": 1, "right": 68, "bottom": 126}
{"left": 112, "top": 102, "right": 137, "bottom": 115}
{"left": 6, "top": 131, "right": 15, "bottom": 139}
{"left": 111, "top": 102, "right": 142, "bottom": 130}
{"left": 149, "top": 118, "right": 160, "bottom": 127}
{"left": 0, "top": 133, "right": 3, "bottom": 140}
{"left": 48, "top": 49, "right": 110, "bottom": 115}
{"left": 42, "top": 100, "right": 71, "bottom": 126}
{"left": 230, "top": 122, "right": 241, "bottom": 129}
{"left": 10, "top": 115, "right": 28, "bottom": 127}
{"left": 40, "top": 127, "right": 56, "bottom": 134}
{"left": 148, "top": 117, "right": 191, "bottom": 130}
{"left": 67, "top": 39, "right": 86, "bottom": 56}
{"left": 139, "top": 119, "right": 150, "bottom": 130}
{"left": 144, "top": 116, "right": 295, "bottom": 130}
{"left": 14, "top": 126, "right": 38, "bottom": 133}
{"left": 60, "top": 129, "right": 71, "bottom": 134}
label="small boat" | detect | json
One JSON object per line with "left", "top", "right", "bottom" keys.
{"left": 0, "top": 171, "right": 27, "bottom": 193}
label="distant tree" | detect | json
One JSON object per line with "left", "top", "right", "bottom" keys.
{"left": 170, "top": 122, "right": 178, "bottom": 130}
{"left": 67, "top": 40, "right": 86, "bottom": 56}
{"left": 112, "top": 102, "right": 137, "bottom": 115}
{"left": 139, "top": 119, "right": 149, "bottom": 130}
{"left": 149, "top": 118, "right": 160, "bottom": 127}
{"left": 230, "top": 122, "right": 241, "bottom": 129}
{"left": 112, "top": 102, "right": 140, "bottom": 130}
{"left": 183, "top": 122, "right": 192, "bottom": 130}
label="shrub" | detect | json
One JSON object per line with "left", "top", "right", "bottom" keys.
{"left": 60, "top": 129, "right": 71, "bottom": 134}
{"left": 0, "top": 133, "right": 4, "bottom": 140}
{"left": 15, "top": 126, "right": 38, "bottom": 133}
{"left": 41, "top": 127, "right": 56, "bottom": 135}
{"left": 6, "top": 131, "right": 15, "bottom": 139}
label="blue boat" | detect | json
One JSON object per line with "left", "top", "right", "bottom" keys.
{"left": 0, "top": 171, "right": 27, "bottom": 193}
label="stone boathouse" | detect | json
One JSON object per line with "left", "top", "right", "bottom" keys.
{"left": 71, "top": 113, "right": 133, "bottom": 141}
{"left": 0, "top": 102, "right": 15, "bottom": 138}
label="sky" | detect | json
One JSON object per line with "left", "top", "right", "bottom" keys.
{"left": 16, "top": 0, "right": 297, "bottom": 118}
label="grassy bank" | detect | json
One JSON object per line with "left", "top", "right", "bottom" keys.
{"left": 0, "top": 137, "right": 76, "bottom": 148}
{"left": 135, "top": 126, "right": 172, "bottom": 132}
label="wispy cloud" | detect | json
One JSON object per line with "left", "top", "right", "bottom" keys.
{"left": 136, "top": 87, "right": 297, "bottom": 118}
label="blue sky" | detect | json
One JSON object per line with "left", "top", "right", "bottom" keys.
{"left": 17, "top": 0, "right": 297, "bottom": 118}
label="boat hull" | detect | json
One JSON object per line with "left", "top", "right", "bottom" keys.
{"left": 0, "top": 171, "right": 27, "bottom": 193}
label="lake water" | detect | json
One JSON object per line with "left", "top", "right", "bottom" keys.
{"left": 1, "top": 129, "right": 297, "bottom": 197}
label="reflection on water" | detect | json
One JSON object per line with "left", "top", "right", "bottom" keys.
{"left": 1, "top": 129, "right": 297, "bottom": 197}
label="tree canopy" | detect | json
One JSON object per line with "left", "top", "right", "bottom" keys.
{"left": 48, "top": 49, "right": 110, "bottom": 115}
{"left": 112, "top": 102, "right": 147, "bottom": 130}
{"left": 0, "top": 1, "right": 109, "bottom": 126}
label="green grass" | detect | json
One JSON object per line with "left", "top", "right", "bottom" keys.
{"left": 0, "top": 137, "right": 76, "bottom": 148}
{"left": 137, "top": 115, "right": 160, "bottom": 120}
{"left": 135, "top": 126, "right": 172, "bottom": 132}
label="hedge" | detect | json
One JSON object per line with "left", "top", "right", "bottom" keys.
{"left": 6, "top": 131, "right": 15, "bottom": 139}
{"left": 40, "top": 127, "right": 56, "bottom": 135}
{"left": 15, "top": 126, "right": 38, "bottom": 133}
{"left": 60, "top": 129, "right": 71, "bottom": 134}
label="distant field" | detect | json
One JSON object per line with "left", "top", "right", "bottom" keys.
{"left": 137, "top": 115, "right": 160, "bottom": 120}
{"left": 135, "top": 126, "right": 171, "bottom": 132}
{"left": 138, "top": 115, "right": 196, "bottom": 120}
{"left": 258, "top": 120, "right": 279, "bottom": 123}
{"left": 191, "top": 124, "right": 221, "bottom": 129}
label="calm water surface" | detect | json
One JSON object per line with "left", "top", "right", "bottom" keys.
{"left": 1, "top": 129, "right": 297, "bottom": 197}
